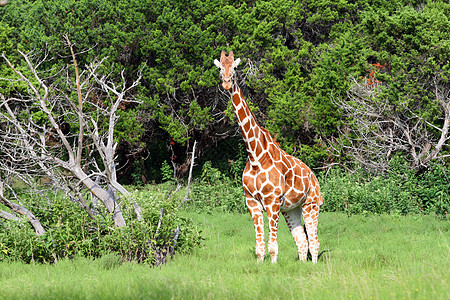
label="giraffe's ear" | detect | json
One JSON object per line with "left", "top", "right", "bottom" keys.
{"left": 232, "top": 58, "right": 241, "bottom": 68}
{"left": 214, "top": 59, "right": 221, "bottom": 69}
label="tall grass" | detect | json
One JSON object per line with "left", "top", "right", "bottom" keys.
{"left": 1, "top": 212, "right": 448, "bottom": 299}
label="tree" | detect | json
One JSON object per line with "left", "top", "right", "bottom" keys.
{"left": 334, "top": 75, "right": 450, "bottom": 173}
{"left": 0, "top": 36, "right": 143, "bottom": 229}
{"left": 330, "top": 2, "right": 450, "bottom": 173}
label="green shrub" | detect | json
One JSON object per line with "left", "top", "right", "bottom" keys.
{"left": 190, "top": 182, "right": 246, "bottom": 214}
{"left": 96, "top": 252, "right": 123, "bottom": 270}
{"left": 160, "top": 160, "right": 175, "bottom": 183}
{"left": 0, "top": 187, "right": 202, "bottom": 265}
{"left": 319, "top": 160, "right": 449, "bottom": 217}
{"left": 186, "top": 162, "right": 247, "bottom": 214}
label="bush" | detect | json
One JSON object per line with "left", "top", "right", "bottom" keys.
{"left": 96, "top": 252, "right": 123, "bottom": 270}
{"left": 0, "top": 186, "right": 202, "bottom": 265}
{"left": 189, "top": 182, "right": 246, "bottom": 214}
{"left": 319, "top": 160, "right": 449, "bottom": 217}
{"left": 186, "top": 162, "right": 247, "bottom": 214}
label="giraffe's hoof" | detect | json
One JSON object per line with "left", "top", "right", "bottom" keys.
{"left": 268, "top": 245, "right": 278, "bottom": 263}
{"left": 299, "top": 254, "right": 307, "bottom": 262}
{"left": 269, "top": 252, "right": 278, "bottom": 263}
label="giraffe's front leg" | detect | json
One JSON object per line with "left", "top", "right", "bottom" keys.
{"left": 266, "top": 198, "right": 280, "bottom": 263}
{"left": 246, "top": 197, "right": 265, "bottom": 262}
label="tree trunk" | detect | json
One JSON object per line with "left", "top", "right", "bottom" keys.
{"left": 72, "top": 168, "right": 126, "bottom": 227}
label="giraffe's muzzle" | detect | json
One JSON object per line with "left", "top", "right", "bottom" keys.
{"left": 222, "top": 80, "right": 232, "bottom": 90}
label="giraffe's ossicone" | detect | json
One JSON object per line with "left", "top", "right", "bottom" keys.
{"left": 214, "top": 51, "right": 324, "bottom": 263}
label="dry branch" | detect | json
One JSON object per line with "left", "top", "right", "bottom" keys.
{"left": 0, "top": 181, "right": 45, "bottom": 235}
{"left": 179, "top": 140, "right": 197, "bottom": 209}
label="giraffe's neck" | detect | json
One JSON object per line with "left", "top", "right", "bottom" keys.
{"left": 231, "top": 84, "right": 268, "bottom": 165}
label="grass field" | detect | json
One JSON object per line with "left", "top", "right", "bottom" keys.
{"left": 0, "top": 211, "right": 448, "bottom": 299}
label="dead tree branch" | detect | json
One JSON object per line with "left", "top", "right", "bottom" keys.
{"left": 0, "top": 181, "right": 45, "bottom": 235}
{"left": 332, "top": 76, "right": 450, "bottom": 173}
{"left": 179, "top": 140, "right": 197, "bottom": 209}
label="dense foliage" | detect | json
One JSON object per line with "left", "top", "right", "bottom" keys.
{"left": 1, "top": 0, "right": 448, "bottom": 181}
{"left": 0, "top": 186, "right": 202, "bottom": 264}
{"left": 320, "top": 160, "right": 449, "bottom": 217}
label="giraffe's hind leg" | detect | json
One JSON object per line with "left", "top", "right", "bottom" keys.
{"left": 283, "top": 208, "right": 308, "bottom": 261}
{"left": 302, "top": 201, "right": 320, "bottom": 263}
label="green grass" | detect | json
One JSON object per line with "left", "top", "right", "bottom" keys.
{"left": 0, "top": 212, "right": 448, "bottom": 299}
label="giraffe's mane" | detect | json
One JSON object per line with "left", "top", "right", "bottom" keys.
{"left": 260, "top": 126, "right": 286, "bottom": 154}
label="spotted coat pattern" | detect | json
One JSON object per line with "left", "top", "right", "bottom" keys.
{"left": 214, "top": 51, "right": 323, "bottom": 263}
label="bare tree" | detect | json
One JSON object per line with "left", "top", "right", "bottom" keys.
{"left": 0, "top": 37, "right": 143, "bottom": 228}
{"left": 333, "top": 75, "right": 450, "bottom": 173}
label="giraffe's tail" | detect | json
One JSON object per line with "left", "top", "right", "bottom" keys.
{"left": 305, "top": 248, "right": 332, "bottom": 261}
{"left": 306, "top": 249, "right": 332, "bottom": 261}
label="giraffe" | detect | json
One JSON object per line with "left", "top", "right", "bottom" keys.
{"left": 214, "top": 51, "right": 323, "bottom": 263}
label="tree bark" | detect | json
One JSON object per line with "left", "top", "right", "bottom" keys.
{"left": 0, "top": 210, "right": 19, "bottom": 221}
{"left": 71, "top": 167, "right": 126, "bottom": 227}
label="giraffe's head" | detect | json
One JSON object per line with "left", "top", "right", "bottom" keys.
{"left": 214, "top": 50, "right": 241, "bottom": 90}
